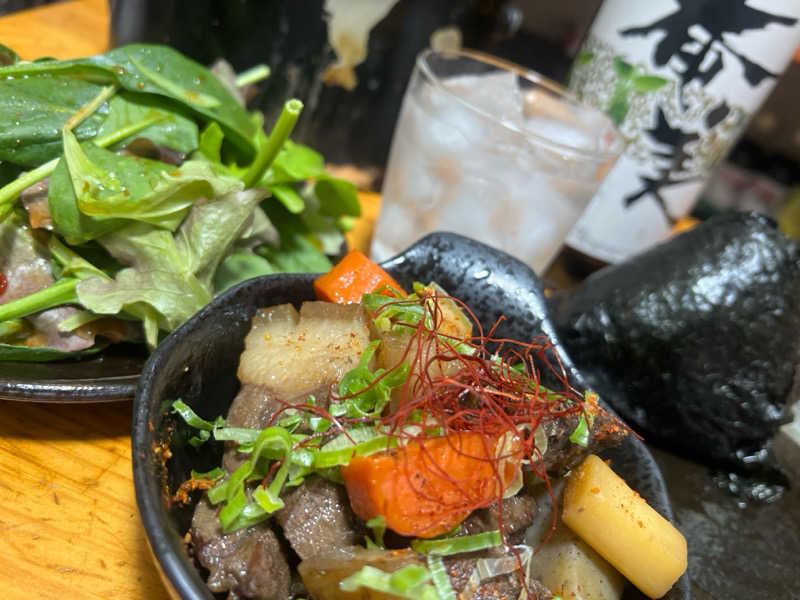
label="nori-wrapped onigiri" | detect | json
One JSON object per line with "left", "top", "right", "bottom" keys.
{"left": 551, "top": 212, "right": 800, "bottom": 474}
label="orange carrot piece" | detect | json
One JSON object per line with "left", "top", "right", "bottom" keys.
{"left": 341, "top": 433, "right": 518, "bottom": 538}
{"left": 314, "top": 249, "right": 406, "bottom": 304}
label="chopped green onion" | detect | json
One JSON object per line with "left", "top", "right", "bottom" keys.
{"left": 252, "top": 485, "right": 285, "bottom": 513}
{"left": 190, "top": 467, "right": 225, "bottom": 481}
{"left": 218, "top": 486, "right": 248, "bottom": 530}
{"left": 188, "top": 430, "right": 211, "bottom": 448}
{"left": 569, "top": 414, "right": 590, "bottom": 447}
{"left": 212, "top": 426, "right": 261, "bottom": 444}
{"left": 208, "top": 461, "right": 248, "bottom": 504}
{"left": 313, "top": 434, "right": 395, "bottom": 469}
{"left": 362, "top": 292, "right": 429, "bottom": 333}
{"left": 171, "top": 399, "right": 226, "bottom": 447}
{"left": 411, "top": 530, "right": 502, "bottom": 556}
{"left": 309, "top": 415, "right": 331, "bottom": 433}
{"left": 339, "top": 565, "right": 440, "bottom": 600}
{"left": 285, "top": 462, "right": 312, "bottom": 488}
{"left": 235, "top": 64, "right": 271, "bottom": 87}
{"left": 206, "top": 426, "right": 295, "bottom": 531}
{"left": 332, "top": 340, "right": 409, "bottom": 419}
{"left": 365, "top": 515, "right": 387, "bottom": 549}
{"left": 390, "top": 565, "right": 431, "bottom": 593}
{"left": 277, "top": 410, "right": 304, "bottom": 431}
{"left": 291, "top": 448, "right": 315, "bottom": 468}
{"left": 171, "top": 399, "right": 219, "bottom": 431}
{"left": 427, "top": 555, "right": 457, "bottom": 600}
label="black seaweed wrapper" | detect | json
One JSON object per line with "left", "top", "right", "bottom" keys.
{"left": 552, "top": 212, "right": 800, "bottom": 475}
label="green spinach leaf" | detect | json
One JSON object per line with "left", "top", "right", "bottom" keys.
{"left": 90, "top": 45, "right": 257, "bottom": 158}
{"left": 263, "top": 140, "right": 327, "bottom": 184}
{"left": 97, "top": 92, "right": 199, "bottom": 154}
{"left": 258, "top": 205, "right": 333, "bottom": 273}
{"left": 214, "top": 250, "right": 278, "bottom": 293}
{"left": 0, "top": 75, "right": 109, "bottom": 166}
{"left": 2, "top": 44, "right": 257, "bottom": 159}
{"left": 48, "top": 154, "right": 126, "bottom": 243}
{"left": 198, "top": 121, "right": 225, "bottom": 163}
{"left": 314, "top": 176, "right": 360, "bottom": 217}
{"left": 267, "top": 183, "right": 305, "bottom": 214}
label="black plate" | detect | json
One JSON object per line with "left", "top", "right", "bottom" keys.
{"left": 0, "top": 343, "right": 145, "bottom": 402}
{"left": 132, "top": 232, "right": 690, "bottom": 600}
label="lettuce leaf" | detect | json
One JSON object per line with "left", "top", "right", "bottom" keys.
{"left": 175, "top": 188, "right": 269, "bottom": 288}
{"left": 76, "top": 189, "right": 269, "bottom": 348}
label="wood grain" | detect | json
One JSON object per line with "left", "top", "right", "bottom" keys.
{"left": 0, "top": 400, "right": 169, "bottom": 599}
{"left": 0, "top": 0, "right": 109, "bottom": 60}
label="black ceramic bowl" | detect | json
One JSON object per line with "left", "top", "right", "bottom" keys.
{"left": 132, "top": 232, "right": 690, "bottom": 600}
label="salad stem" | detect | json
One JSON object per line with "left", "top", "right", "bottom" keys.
{"left": 64, "top": 84, "right": 118, "bottom": 132}
{"left": 93, "top": 112, "right": 165, "bottom": 148}
{"left": 241, "top": 98, "right": 303, "bottom": 188}
{"left": 0, "top": 278, "right": 78, "bottom": 322}
{"left": 0, "top": 319, "right": 26, "bottom": 340}
{"left": 0, "top": 157, "right": 59, "bottom": 208}
{"left": 235, "top": 64, "right": 271, "bottom": 88}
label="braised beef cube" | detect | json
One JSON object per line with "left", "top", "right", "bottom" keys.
{"left": 222, "top": 382, "right": 331, "bottom": 473}
{"left": 460, "top": 490, "right": 538, "bottom": 548}
{"left": 541, "top": 407, "right": 626, "bottom": 476}
{"left": 445, "top": 551, "right": 553, "bottom": 600}
{"left": 190, "top": 498, "right": 290, "bottom": 600}
{"left": 276, "top": 476, "right": 363, "bottom": 560}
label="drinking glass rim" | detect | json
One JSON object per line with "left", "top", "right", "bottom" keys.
{"left": 415, "top": 47, "right": 623, "bottom": 162}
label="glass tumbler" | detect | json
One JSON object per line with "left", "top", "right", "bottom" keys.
{"left": 371, "top": 48, "right": 623, "bottom": 274}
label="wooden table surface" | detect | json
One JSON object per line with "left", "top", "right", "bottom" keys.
{"left": 0, "top": 2, "right": 379, "bottom": 598}
{"left": 0, "top": 400, "right": 169, "bottom": 599}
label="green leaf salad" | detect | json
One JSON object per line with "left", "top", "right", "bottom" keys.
{"left": 0, "top": 44, "right": 360, "bottom": 360}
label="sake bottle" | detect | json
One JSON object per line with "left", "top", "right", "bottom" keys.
{"left": 561, "top": 0, "right": 800, "bottom": 272}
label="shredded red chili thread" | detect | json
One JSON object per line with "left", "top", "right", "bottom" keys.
{"left": 0, "top": 273, "right": 7, "bottom": 298}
